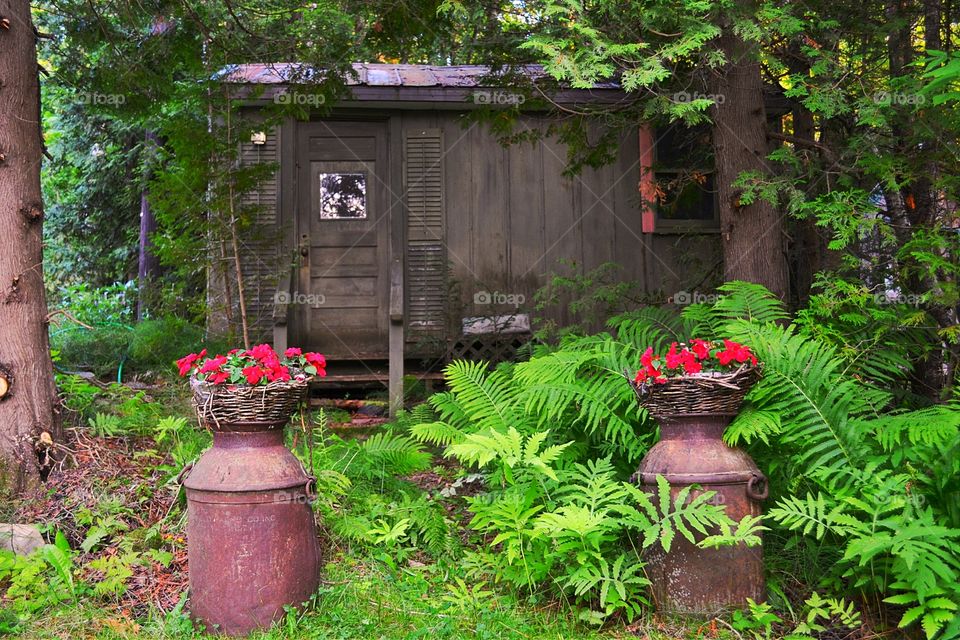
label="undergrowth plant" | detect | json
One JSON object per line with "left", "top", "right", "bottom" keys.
{"left": 411, "top": 280, "right": 960, "bottom": 636}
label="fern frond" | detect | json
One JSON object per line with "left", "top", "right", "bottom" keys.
{"left": 608, "top": 306, "right": 688, "bottom": 354}
{"left": 433, "top": 360, "right": 532, "bottom": 434}
{"left": 863, "top": 404, "right": 960, "bottom": 452}
{"left": 730, "top": 321, "right": 872, "bottom": 488}
{"left": 410, "top": 421, "right": 466, "bottom": 447}
{"left": 768, "top": 493, "right": 850, "bottom": 539}
{"left": 358, "top": 432, "right": 431, "bottom": 475}
{"left": 724, "top": 406, "right": 782, "bottom": 446}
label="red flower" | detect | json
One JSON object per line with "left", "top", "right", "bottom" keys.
{"left": 665, "top": 343, "right": 681, "bottom": 369}
{"left": 176, "top": 354, "right": 199, "bottom": 377}
{"left": 175, "top": 349, "right": 208, "bottom": 377}
{"left": 285, "top": 347, "right": 302, "bottom": 358}
{"left": 198, "top": 355, "right": 227, "bottom": 374}
{"left": 640, "top": 347, "right": 655, "bottom": 368}
{"left": 242, "top": 365, "right": 264, "bottom": 385}
{"left": 265, "top": 363, "right": 291, "bottom": 382}
{"left": 680, "top": 349, "right": 702, "bottom": 374}
{"left": 304, "top": 352, "right": 326, "bottom": 370}
{"left": 690, "top": 339, "right": 711, "bottom": 360}
{"left": 208, "top": 370, "right": 229, "bottom": 384}
{"left": 716, "top": 340, "right": 757, "bottom": 367}
{"left": 246, "top": 343, "right": 276, "bottom": 362}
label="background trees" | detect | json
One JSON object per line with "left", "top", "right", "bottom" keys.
{"left": 31, "top": 0, "right": 960, "bottom": 401}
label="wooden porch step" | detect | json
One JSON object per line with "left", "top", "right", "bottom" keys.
{"left": 311, "top": 371, "right": 445, "bottom": 385}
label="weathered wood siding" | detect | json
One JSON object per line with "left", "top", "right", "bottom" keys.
{"left": 396, "top": 111, "right": 720, "bottom": 336}
{"left": 231, "top": 110, "right": 721, "bottom": 353}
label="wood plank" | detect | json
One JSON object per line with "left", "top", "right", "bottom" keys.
{"left": 540, "top": 132, "right": 582, "bottom": 327}
{"left": 507, "top": 116, "right": 546, "bottom": 303}
{"left": 471, "top": 123, "right": 509, "bottom": 287}
{"left": 579, "top": 154, "right": 617, "bottom": 273}
{"left": 613, "top": 126, "right": 648, "bottom": 289}
{"left": 388, "top": 116, "right": 405, "bottom": 415}
{"left": 441, "top": 114, "right": 475, "bottom": 302}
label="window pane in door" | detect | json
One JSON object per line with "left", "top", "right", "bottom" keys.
{"left": 319, "top": 172, "right": 367, "bottom": 219}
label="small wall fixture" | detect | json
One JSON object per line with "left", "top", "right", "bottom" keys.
{"left": 250, "top": 131, "right": 267, "bottom": 145}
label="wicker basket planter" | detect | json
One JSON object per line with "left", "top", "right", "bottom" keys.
{"left": 627, "top": 365, "right": 760, "bottom": 418}
{"left": 191, "top": 375, "right": 309, "bottom": 427}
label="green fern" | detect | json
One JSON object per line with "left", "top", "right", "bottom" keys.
{"left": 621, "top": 477, "right": 731, "bottom": 553}
{"left": 355, "top": 432, "right": 431, "bottom": 476}
{"left": 446, "top": 427, "right": 571, "bottom": 483}
{"left": 865, "top": 404, "right": 960, "bottom": 453}
{"left": 767, "top": 493, "right": 847, "bottom": 540}
{"left": 433, "top": 360, "right": 531, "bottom": 434}
{"left": 730, "top": 321, "right": 871, "bottom": 488}
{"left": 683, "top": 280, "right": 788, "bottom": 337}
{"left": 724, "top": 407, "right": 782, "bottom": 446}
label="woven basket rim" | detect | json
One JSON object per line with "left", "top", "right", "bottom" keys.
{"left": 190, "top": 375, "right": 311, "bottom": 429}
{"left": 625, "top": 365, "right": 761, "bottom": 418}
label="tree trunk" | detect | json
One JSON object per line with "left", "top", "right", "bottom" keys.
{"left": 137, "top": 131, "right": 159, "bottom": 320}
{"left": 0, "top": 0, "right": 61, "bottom": 493}
{"left": 710, "top": 2, "right": 789, "bottom": 299}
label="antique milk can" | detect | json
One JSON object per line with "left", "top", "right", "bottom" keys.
{"left": 635, "top": 413, "right": 767, "bottom": 614}
{"left": 180, "top": 419, "right": 320, "bottom": 635}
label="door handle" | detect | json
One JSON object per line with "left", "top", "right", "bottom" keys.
{"left": 299, "top": 235, "right": 309, "bottom": 257}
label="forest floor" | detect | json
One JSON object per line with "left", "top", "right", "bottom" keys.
{"left": 5, "top": 394, "right": 718, "bottom": 640}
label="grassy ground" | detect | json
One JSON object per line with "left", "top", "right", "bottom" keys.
{"left": 0, "top": 377, "right": 760, "bottom": 639}
{"left": 19, "top": 554, "right": 695, "bottom": 640}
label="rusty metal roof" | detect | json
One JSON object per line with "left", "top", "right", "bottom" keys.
{"left": 219, "top": 63, "right": 620, "bottom": 90}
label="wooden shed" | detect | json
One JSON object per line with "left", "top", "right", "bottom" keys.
{"left": 218, "top": 63, "right": 721, "bottom": 409}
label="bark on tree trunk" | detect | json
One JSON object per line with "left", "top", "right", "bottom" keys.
{"left": 710, "top": 2, "right": 789, "bottom": 299}
{"left": 137, "top": 131, "right": 159, "bottom": 320}
{"left": 0, "top": 0, "right": 61, "bottom": 493}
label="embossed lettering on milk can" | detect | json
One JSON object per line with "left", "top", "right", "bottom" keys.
{"left": 628, "top": 340, "right": 768, "bottom": 614}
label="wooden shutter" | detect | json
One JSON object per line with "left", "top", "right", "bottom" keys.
{"left": 404, "top": 129, "right": 447, "bottom": 346}
{"left": 238, "top": 127, "right": 281, "bottom": 341}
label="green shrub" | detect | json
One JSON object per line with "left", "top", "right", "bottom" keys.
{"left": 409, "top": 281, "right": 960, "bottom": 633}
{"left": 127, "top": 317, "right": 207, "bottom": 374}
{"left": 48, "top": 281, "right": 136, "bottom": 326}
{"left": 51, "top": 325, "right": 132, "bottom": 379}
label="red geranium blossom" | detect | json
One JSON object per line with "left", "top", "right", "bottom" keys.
{"left": 177, "top": 345, "right": 329, "bottom": 386}
{"left": 633, "top": 338, "right": 758, "bottom": 385}
{"left": 242, "top": 365, "right": 264, "bottom": 385}
{"left": 690, "top": 339, "right": 711, "bottom": 360}
{"left": 198, "top": 355, "right": 227, "bottom": 374}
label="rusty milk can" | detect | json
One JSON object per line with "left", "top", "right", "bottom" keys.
{"left": 635, "top": 413, "right": 768, "bottom": 614}
{"left": 180, "top": 419, "right": 320, "bottom": 635}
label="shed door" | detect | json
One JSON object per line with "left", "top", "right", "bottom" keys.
{"left": 297, "top": 122, "right": 390, "bottom": 358}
